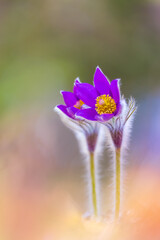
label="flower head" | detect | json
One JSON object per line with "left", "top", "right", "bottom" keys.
{"left": 75, "top": 66, "right": 121, "bottom": 122}
{"left": 55, "top": 78, "right": 85, "bottom": 120}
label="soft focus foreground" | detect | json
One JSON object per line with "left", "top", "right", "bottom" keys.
{"left": 0, "top": 164, "right": 160, "bottom": 239}
{"left": 0, "top": 0, "right": 160, "bottom": 239}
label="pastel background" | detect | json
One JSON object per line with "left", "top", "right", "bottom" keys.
{"left": 0, "top": 0, "right": 160, "bottom": 239}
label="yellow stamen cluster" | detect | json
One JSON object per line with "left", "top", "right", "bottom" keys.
{"left": 95, "top": 94, "right": 116, "bottom": 115}
{"left": 74, "top": 100, "right": 84, "bottom": 109}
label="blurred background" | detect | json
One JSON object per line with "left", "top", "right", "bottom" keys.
{"left": 0, "top": 0, "right": 160, "bottom": 239}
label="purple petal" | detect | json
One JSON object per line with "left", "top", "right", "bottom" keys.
{"left": 95, "top": 113, "right": 114, "bottom": 122}
{"left": 73, "top": 78, "right": 81, "bottom": 96}
{"left": 74, "top": 83, "right": 98, "bottom": 107}
{"left": 56, "top": 105, "right": 74, "bottom": 119}
{"left": 110, "top": 79, "right": 120, "bottom": 103}
{"left": 67, "top": 106, "right": 78, "bottom": 118}
{"left": 76, "top": 108, "right": 97, "bottom": 121}
{"left": 94, "top": 66, "right": 110, "bottom": 95}
{"left": 61, "top": 91, "right": 77, "bottom": 107}
{"left": 114, "top": 102, "right": 122, "bottom": 116}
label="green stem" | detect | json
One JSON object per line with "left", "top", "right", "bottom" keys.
{"left": 115, "top": 148, "right": 121, "bottom": 219}
{"left": 90, "top": 152, "right": 98, "bottom": 217}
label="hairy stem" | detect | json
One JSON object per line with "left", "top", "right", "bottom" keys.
{"left": 115, "top": 148, "right": 121, "bottom": 219}
{"left": 90, "top": 152, "right": 98, "bottom": 217}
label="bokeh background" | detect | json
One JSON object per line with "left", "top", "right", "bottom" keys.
{"left": 0, "top": 0, "right": 160, "bottom": 239}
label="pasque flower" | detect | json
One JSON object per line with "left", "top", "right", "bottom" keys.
{"left": 55, "top": 78, "right": 105, "bottom": 217}
{"left": 104, "top": 97, "right": 136, "bottom": 220}
{"left": 75, "top": 66, "right": 121, "bottom": 122}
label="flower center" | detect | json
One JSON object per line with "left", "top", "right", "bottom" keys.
{"left": 74, "top": 100, "right": 84, "bottom": 109}
{"left": 95, "top": 94, "right": 116, "bottom": 115}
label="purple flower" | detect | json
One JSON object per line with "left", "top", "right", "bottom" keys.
{"left": 56, "top": 78, "right": 85, "bottom": 119}
{"left": 75, "top": 66, "right": 122, "bottom": 122}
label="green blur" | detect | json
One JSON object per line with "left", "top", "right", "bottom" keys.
{"left": 0, "top": 0, "right": 159, "bottom": 115}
